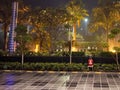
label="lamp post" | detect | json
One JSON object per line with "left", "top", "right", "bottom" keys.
{"left": 70, "top": 34, "right": 72, "bottom": 64}
{"left": 113, "top": 50, "right": 120, "bottom": 71}
{"left": 68, "top": 28, "right": 72, "bottom": 64}
{"left": 115, "top": 51, "right": 120, "bottom": 71}
{"left": 84, "top": 18, "right": 88, "bottom": 35}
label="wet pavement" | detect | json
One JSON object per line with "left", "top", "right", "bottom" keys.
{"left": 0, "top": 71, "right": 120, "bottom": 90}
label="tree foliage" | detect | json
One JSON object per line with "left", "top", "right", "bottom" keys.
{"left": 29, "top": 7, "right": 69, "bottom": 52}
{"left": 15, "top": 24, "right": 32, "bottom": 53}
{"left": 89, "top": 1, "right": 120, "bottom": 50}
{"left": 66, "top": 0, "right": 88, "bottom": 26}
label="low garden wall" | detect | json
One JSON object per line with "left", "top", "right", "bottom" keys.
{"left": 0, "top": 56, "right": 118, "bottom": 64}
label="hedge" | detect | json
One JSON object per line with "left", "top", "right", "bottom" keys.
{"left": 0, "top": 62, "right": 119, "bottom": 72}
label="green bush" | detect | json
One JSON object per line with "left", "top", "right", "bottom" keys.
{"left": 72, "top": 52, "right": 85, "bottom": 56}
{"left": 25, "top": 51, "right": 39, "bottom": 56}
{"left": 0, "top": 50, "right": 8, "bottom": 56}
{"left": 93, "top": 64, "right": 102, "bottom": 71}
{"left": 0, "top": 50, "right": 4, "bottom": 56}
{"left": 99, "top": 52, "right": 114, "bottom": 57}
{"left": 81, "top": 63, "right": 88, "bottom": 71}
{"left": 101, "top": 64, "right": 117, "bottom": 71}
{"left": 0, "top": 62, "right": 21, "bottom": 70}
{"left": 62, "top": 52, "right": 69, "bottom": 56}
{"left": 0, "top": 62, "right": 119, "bottom": 72}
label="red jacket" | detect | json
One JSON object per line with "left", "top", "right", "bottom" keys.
{"left": 88, "top": 59, "right": 94, "bottom": 67}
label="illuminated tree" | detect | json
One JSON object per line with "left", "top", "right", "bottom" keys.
{"left": 108, "top": 28, "right": 120, "bottom": 50}
{"left": 89, "top": 1, "right": 120, "bottom": 51}
{"left": 66, "top": 0, "right": 88, "bottom": 40}
{"left": 29, "top": 8, "right": 69, "bottom": 52}
{"left": 66, "top": 0, "right": 88, "bottom": 51}
{"left": 30, "top": 27, "right": 51, "bottom": 52}
{"left": 28, "top": 8, "right": 51, "bottom": 52}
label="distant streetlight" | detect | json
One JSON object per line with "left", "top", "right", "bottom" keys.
{"left": 84, "top": 18, "right": 89, "bottom": 35}
{"left": 84, "top": 18, "right": 88, "bottom": 23}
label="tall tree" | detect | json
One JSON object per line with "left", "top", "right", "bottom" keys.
{"left": 89, "top": 1, "right": 120, "bottom": 51}
{"left": 66, "top": 0, "right": 88, "bottom": 51}
{"left": 30, "top": 8, "right": 69, "bottom": 52}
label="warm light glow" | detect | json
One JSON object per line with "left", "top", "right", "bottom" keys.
{"left": 35, "top": 44, "right": 39, "bottom": 53}
{"left": 111, "top": 50, "right": 116, "bottom": 53}
{"left": 108, "top": 48, "right": 115, "bottom": 53}
{"left": 108, "top": 39, "right": 119, "bottom": 52}
{"left": 73, "top": 25, "right": 76, "bottom": 41}
{"left": 77, "top": 20, "right": 80, "bottom": 27}
{"left": 72, "top": 46, "right": 77, "bottom": 52}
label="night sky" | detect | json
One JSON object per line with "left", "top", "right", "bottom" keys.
{"left": 24, "top": 0, "right": 98, "bottom": 13}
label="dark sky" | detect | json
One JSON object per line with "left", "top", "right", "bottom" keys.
{"left": 24, "top": 0, "right": 98, "bottom": 13}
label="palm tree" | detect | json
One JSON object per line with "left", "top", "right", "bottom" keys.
{"left": 89, "top": 1, "right": 120, "bottom": 51}
{"left": 66, "top": 0, "right": 88, "bottom": 51}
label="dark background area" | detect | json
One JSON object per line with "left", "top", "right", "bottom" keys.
{"left": 0, "top": 56, "right": 118, "bottom": 64}
{"left": 23, "top": 0, "right": 98, "bottom": 13}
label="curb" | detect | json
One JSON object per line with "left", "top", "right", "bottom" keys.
{"left": 1, "top": 70, "right": 120, "bottom": 74}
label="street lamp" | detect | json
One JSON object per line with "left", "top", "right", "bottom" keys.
{"left": 84, "top": 18, "right": 88, "bottom": 35}
{"left": 84, "top": 18, "right": 88, "bottom": 22}
{"left": 68, "top": 27, "right": 73, "bottom": 64}
{"left": 115, "top": 51, "right": 120, "bottom": 71}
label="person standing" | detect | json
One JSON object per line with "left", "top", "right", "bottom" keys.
{"left": 88, "top": 57, "right": 94, "bottom": 71}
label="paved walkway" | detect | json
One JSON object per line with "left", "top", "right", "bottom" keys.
{"left": 0, "top": 71, "right": 120, "bottom": 90}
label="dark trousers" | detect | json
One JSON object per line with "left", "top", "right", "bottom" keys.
{"left": 88, "top": 66, "right": 93, "bottom": 71}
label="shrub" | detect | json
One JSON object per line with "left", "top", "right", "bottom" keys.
{"left": 25, "top": 51, "right": 38, "bottom": 56}
{"left": 0, "top": 50, "right": 8, "bottom": 56}
{"left": 99, "top": 52, "right": 114, "bottom": 57}
{"left": 0, "top": 62, "right": 119, "bottom": 72}
{"left": 0, "top": 50, "right": 4, "bottom": 56}
{"left": 72, "top": 52, "right": 85, "bottom": 56}
{"left": 101, "top": 64, "right": 117, "bottom": 71}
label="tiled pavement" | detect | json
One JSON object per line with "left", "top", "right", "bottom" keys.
{"left": 0, "top": 71, "right": 120, "bottom": 90}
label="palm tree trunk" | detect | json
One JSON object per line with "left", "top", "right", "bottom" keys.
{"left": 73, "top": 23, "right": 76, "bottom": 41}
{"left": 106, "top": 26, "right": 109, "bottom": 51}
{"left": 72, "top": 23, "right": 76, "bottom": 48}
